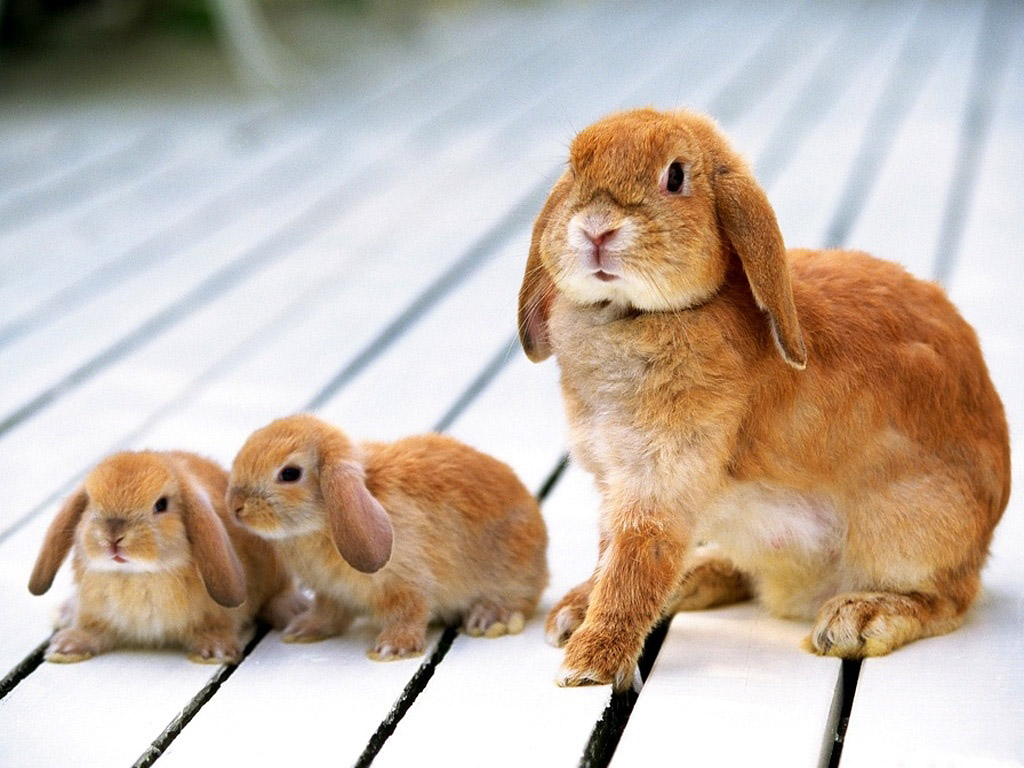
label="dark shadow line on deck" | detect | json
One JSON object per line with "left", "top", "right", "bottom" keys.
{"left": 351, "top": 626, "right": 460, "bottom": 768}
{"left": 0, "top": 638, "right": 48, "bottom": 704}
{"left": 131, "top": 624, "right": 272, "bottom": 768}
{"left": 822, "top": 659, "right": 863, "bottom": 768}
{"left": 579, "top": 619, "right": 672, "bottom": 768}
{"left": 433, "top": 335, "right": 520, "bottom": 434}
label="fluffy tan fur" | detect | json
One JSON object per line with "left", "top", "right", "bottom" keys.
{"left": 29, "top": 451, "right": 305, "bottom": 664}
{"left": 228, "top": 414, "right": 549, "bottom": 660}
{"left": 518, "top": 108, "right": 1010, "bottom": 691}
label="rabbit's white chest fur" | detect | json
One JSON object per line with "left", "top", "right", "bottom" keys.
{"left": 76, "top": 564, "right": 219, "bottom": 644}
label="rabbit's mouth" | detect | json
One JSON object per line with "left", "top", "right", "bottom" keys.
{"left": 594, "top": 270, "right": 619, "bottom": 282}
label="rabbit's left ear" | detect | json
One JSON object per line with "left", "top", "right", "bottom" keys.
{"left": 697, "top": 118, "right": 806, "bottom": 369}
{"left": 321, "top": 461, "right": 393, "bottom": 574}
{"left": 180, "top": 479, "right": 247, "bottom": 608}
{"left": 518, "top": 170, "right": 573, "bottom": 363}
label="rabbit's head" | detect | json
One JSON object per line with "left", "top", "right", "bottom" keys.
{"left": 29, "top": 451, "right": 246, "bottom": 607}
{"left": 228, "top": 414, "right": 393, "bottom": 574}
{"left": 518, "top": 108, "right": 806, "bottom": 369}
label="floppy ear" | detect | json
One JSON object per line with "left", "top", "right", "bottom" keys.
{"left": 518, "top": 170, "right": 573, "bottom": 363}
{"left": 29, "top": 488, "right": 88, "bottom": 595}
{"left": 179, "top": 479, "right": 247, "bottom": 608}
{"left": 321, "top": 461, "right": 393, "bottom": 574}
{"left": 710, "top": 151, "right": 807, "bottom": 369}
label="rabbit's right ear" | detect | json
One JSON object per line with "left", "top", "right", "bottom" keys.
{"left": 518, "top": 170, "right": 572, "bottom": 363}
{"left": 29, "top": 488, "right": 88, "bottom": 595}
{"left": 688, "top": 114, "right": 806, "bottom": 369}
{"left": 179, "top": 479, "right": 247, "bottom": 608}
{"left": 322, "top": 462, "right": 393, "bottom": 573}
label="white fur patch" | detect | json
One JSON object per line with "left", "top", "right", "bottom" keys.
{"left": 699, "top": 483, "right": 843, "bottom": 568}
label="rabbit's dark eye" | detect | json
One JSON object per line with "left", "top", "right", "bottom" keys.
{"left": 666, "top": 161, "right": 686, "bottom": 194}
{"left": 153, "top": 497, "right": 168, "bottom": 514}
{"left": 278, "top": 466, "right": 302, "bottom": 483}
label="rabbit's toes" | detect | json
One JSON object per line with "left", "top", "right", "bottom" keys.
{"left": 545, "top": 584, "right": 590, "bottom": 647}
{"left": 463, "top": 602, "right": 526, "bottom": 638}
{"left": 282, "top": 607, "right": 345, "bottom": 643}
{"left": 556, "top": 625, "right": 640, "bottom": 692}
{"left": 188, "top": 634, "right": 243, "bottom": 665}
{"left": 45, "top": 628, "right": 100, "bottom": 663}
{"left": 810, "top": 592, "right": 927, "bottom": 658}
{"left": 368, "top": 627, "right": 425, "bottom": 661}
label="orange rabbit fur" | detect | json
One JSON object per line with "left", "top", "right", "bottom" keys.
{"left": 517, "top": 108, "right": 1010, "bottom": 691}
{"left": 28, "top": 451, "right": 305, "bottom": 664}
{"left": 227, "top": 414, "right": 549, "bottom": 660}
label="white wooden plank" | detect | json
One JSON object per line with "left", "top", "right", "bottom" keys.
{"left": 0, "top": 125, "right": 153, "bottom": 210}
{"left": 0, "top": 653, "right": 227, "bottom": 767}
{"left": 617, "top": 607, "right": 842, "bottom": 768}
{"left": 841, "top": 26, "right": 1024, "bottom": 767}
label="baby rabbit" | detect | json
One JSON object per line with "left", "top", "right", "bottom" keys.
{"left": 517, "top": 108, "right": 1010, "bottom": 690}
{"left": 28, "top": 451, "right": 306, "bottom": 663}
{"left": 227, "top": 414, "right": 549, "bottom": 660}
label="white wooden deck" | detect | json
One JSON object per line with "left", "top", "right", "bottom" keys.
{"left": 1, "top": 1, "right": 1022, "bottom": 766}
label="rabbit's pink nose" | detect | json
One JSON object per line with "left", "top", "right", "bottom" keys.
{"left": 583, "top": 226, "right": 619, "bottom": 248}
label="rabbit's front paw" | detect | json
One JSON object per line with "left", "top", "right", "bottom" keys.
{"left": 188, "top": 632, "right": 243, "bottom": 664}
{"left": 463, "top": 601, "right": 526, "bottom": 638}
{"left": 369, "top": 625, "right": 425, "bottom": 661}
{"left": 45, "top": 628, "right": 101, "bottom": 663}
{"left": 557, "top": 624, "right": 640, "bottom": 692}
